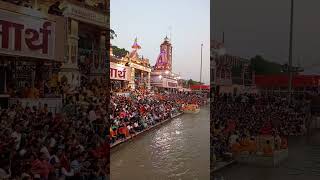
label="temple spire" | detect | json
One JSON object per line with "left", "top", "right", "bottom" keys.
{"left": 164, "top": 35, "right": 169, "bottom": 42}
{"left": 132, "top": 37, "right": 141, "bottom": 49}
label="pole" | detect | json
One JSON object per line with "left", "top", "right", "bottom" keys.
{"left": 200, "top": 44, "right": 203, "bottom": 83}
{"left": 288, "top": 0, "right": 294, "bottom": 103}
{"left": 222, "top": 32, "right": 225, "bottom": 44}
{"left": 4, "top": 64, "right": 7, "bottom": 94}
{"left": 242, "top": 65, "right": 245, "bottom": 86}
{"left": 200, "top": 44, "right": 203, "bottom": 92}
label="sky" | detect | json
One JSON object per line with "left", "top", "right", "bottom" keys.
{"left": 212, "top": 0, "right": 320, "bottom": 74}
{"left": 111, "top": 0, "right": 210, "bottom": 84}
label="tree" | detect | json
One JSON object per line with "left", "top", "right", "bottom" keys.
{"left": 110, "top": 29, "right": 117, "bottom": 39}
{"left": 250, "top": 55, "right": 283, "bottom": 75}
{"left": 112, "top": 45, "right": 129, "bottom": 58}
{"left": 187, "top": 79, "right": 203, "bottom": 86}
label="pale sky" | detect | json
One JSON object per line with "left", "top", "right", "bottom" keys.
{"left": 111, "top": 0, "right": 210, "bottom": 84}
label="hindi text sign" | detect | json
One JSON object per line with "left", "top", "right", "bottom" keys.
{"left": 0, "top": 9, "right": 56, "bottom": 60}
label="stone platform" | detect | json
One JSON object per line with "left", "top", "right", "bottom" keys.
{"left": 235, "top": 149, "right": 288, "bottom": 167}
{"left": 111, "top": 113, "right": 183, "bottom": 149}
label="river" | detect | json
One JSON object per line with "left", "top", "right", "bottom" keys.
{"left": 111, "top": 105, "right": 210, "bottom": 180}
{"left": 214, "top": 131, "right": 320, "bottom": 180}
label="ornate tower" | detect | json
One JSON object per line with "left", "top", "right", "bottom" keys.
{"left": 158, "top": 36, "right": 172, "bottom": 71}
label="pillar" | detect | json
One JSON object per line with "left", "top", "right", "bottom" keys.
{"left": 147, "top": 72, "right": 151, "bottom": 89}
{"left": 3, "top": 65, "right": 7, "bottom": 93}
{"left": 100, "top": 33, "right": 106, "bottom": 71}
{"left": 31, "top": 71, "right": 35, "bottom": 88}
{"left": 129, "top": 68, "right": 135, "bottom": 90}
{"left": 68, "top": 19, "right": 79, "bottom": 66}
{"left": 68, "top": 19, "right": 80, "bottom": 87}
{"left": 59, "top": 19, "right": 80, "bottom": 88}
{"left": 31, "top": 0, "right": 38, "bottom": 9}
{"left": 140, "top": 71, "right": 144, "bottom": 86}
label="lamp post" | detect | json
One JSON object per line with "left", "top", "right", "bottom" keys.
{"left": 288, "top": 0, "right": 294, "bottom": 103}
{"left": 200, "top": 44, "right": 203, "bottom": 92}
{"left": 200, "top": 44, "right": 203, "bottom": 83}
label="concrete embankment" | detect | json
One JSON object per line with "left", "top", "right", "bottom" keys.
{"left": 110, "top": 112, "right": 183, "bottom": 149}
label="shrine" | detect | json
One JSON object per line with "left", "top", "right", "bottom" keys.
{"left": 151, "top": 36, "right": 180, "bottom": 91}
{"left": 110, "top": 38, "right": 151, "bottom": 91}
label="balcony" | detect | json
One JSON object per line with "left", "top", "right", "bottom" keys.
{"left": 64, "top": 0, "right": 108, "bottom": 14}
{"left": 1, "top": 0, "right": 109, "bottom": 14}
{"left": 1, "top": 0, "right": 32, "bottom": 8}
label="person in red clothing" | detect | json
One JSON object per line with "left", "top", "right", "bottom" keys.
{"left": 263, "top": 140, "right": 274, "bottom": 156}
{"left": 30, "top": 153, "right": 51, "bottom": 179}
{"left": 231, "top": 139, "right": 241, "bottom": 156}
{"left": 118, "top": 126, "right": 126, "bottom": 140}
{"left": 281, "top": 137, "right": 288, "bottom": 149}
{"left": 59, "top": 152, "right": 74, "bottom": 177}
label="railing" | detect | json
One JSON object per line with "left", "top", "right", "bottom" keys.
{"left": 1, "top": 0, "right": 32, "bottom": 8}
{"left": 8, "top": 97, "right": 63, "bottom": 113}
{"left": 65, "top": 0, "right": 108, "bottom": 14}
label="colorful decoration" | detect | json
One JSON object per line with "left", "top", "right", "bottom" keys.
{"left": 131, "top": 37, "right": 141, "bottom": 49}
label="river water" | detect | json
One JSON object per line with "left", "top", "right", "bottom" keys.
{"left": 214, "top": 131, "right": 320, "bottom": 180}
{"left": 111, "top": 105, "right": 210, "bottom": 180}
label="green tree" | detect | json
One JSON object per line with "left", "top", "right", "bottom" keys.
{"left": 187, "top": 79, "right": 203, "bottom": 86}
{"left": 112, "top": 45, "right": 129, "bottom": 58}
{"left": 250, "top": 55, "right": 283, "bottom": 75}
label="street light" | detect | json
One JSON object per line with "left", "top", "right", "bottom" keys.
{"left": 165, "top": 70, "right": 169, "bottom": 74}
{"left": 288, "top": 0, "right": 294, "bottom": 103}
{"left": 200, "top": 44, "right": 203, "bottom": 83}
{"left": 200, "top": 43, "right": 203, "bottom": 92}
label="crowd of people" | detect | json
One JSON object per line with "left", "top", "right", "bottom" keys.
{"left": 211, "top": 93, "right": 311, "bottom": 162}
{"left": 0, "top": 80, "right": 208, "bottom": 179}
{"left": 0, "top": 83, "right": 110, "bottom": 179}
{"left": 110, "top": 89, "right": 207, "bottom": 144}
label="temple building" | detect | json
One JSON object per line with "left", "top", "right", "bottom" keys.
{"left": 151, "top": 37, "right": 180, "bottom": 90}
{"left": 0, "top": 0, "right": 109, "bottom": 109}
{"left": 110, "top": 38, "right": 151, "bottom": 91}
{"left": 211, "top": 39, "right": 255, "bottom": 95}
{"left": 0, "top": 0, "right": 66, "bottom": 108}
{"left": 56, "top": 0, "right": 109, "bottom": 87}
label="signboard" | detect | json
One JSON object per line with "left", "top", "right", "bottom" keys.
{"left": 63, "top": 3, "right": 108, "bottom": 27}
{"left": 0, "top": 9, "right": 56, "bottom": 59}
{"left": 110, "top": 62, "right": 130, "bottom": 81}
{"left": 130, "top": 63, "right": 151, "bottom": 72}
{"left": 168, "top": 82, "right": 177, "bottom": 87}
{"left": 116, "top": 92, "right": 130, "bottom": 97}
{"left": 151, "top": 76, "right": 178, "bottom": 88}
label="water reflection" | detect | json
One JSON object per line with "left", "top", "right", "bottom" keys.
{"left": 111, "top": 106, "right": 210, "bottom": 180}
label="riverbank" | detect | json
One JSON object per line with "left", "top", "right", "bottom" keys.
{"left": 110, "top": 112, "right": 183, "bottom": 149}
{"left": 213, "top": 160, "right": 236, "bottom": 172}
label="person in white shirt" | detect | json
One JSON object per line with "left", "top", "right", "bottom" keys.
{"left": 229, "top": 132, "right": 239, "bottom": 147}
{"left": 40, "top": 145, "right": 51, "bottom": 160}
{"left": 88, "top": 109, "right": 97, "bottom": 122}
{"left": 11, "top": 128, "right": 21, "bottom": 150}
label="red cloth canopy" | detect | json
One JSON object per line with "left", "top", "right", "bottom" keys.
{"left": 255, "top": 74, "right": 320, "bottom": 87}
{"left": 190, "top": 85, "right": 210, "bottom": 90}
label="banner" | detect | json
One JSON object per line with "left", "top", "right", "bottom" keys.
{"left": 62, "top": 2, "right": 108, "bottom": 28}
{"left": 110, "top": 62, "right": 130, "bottom": 81}
{"left": 0, "top": 9, "right": 56, "bottom": 60}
